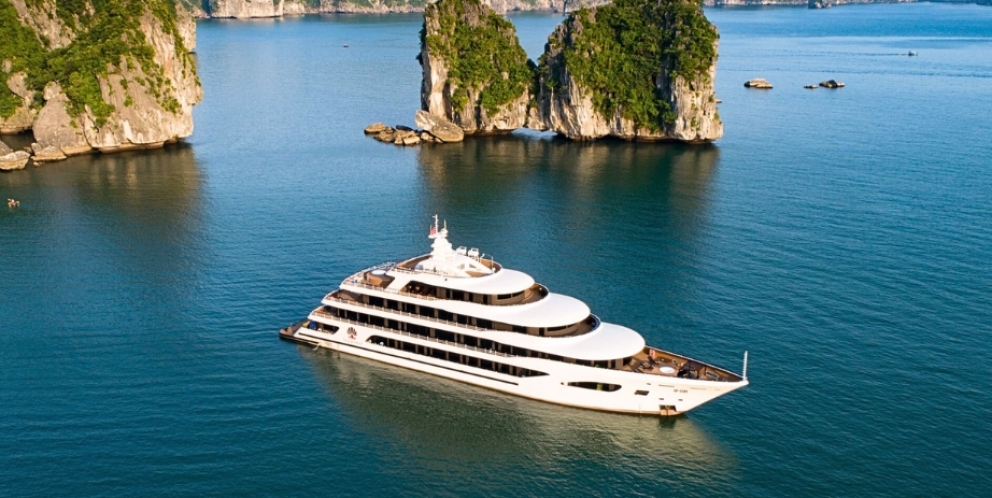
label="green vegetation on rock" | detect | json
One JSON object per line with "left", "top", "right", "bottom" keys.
{"left": 422, "top": 0, "right": 534, "bottom": 114}
{"left": 0, "top": 1, "right": 46, "bottom": 118}
{"left": 0, "top": 0, "right": 192, "bottom": 125}
{"left": 540, "top": 0, "right": 718, "bottom": 129}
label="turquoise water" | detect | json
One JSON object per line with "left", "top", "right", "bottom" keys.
{"left": 2, "top": 4, "right": 991, "bottom": 496}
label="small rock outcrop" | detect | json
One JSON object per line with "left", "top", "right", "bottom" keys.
{"left": 0, "top": 139, "right": 29, "bottom": 171}
{"left": 745, "top": 78, "right": 774, "bottom": 89}
{"left": 809, "top": 0, "right": 831, "bottom": 8}
{"left": 414, "top": 110, "right": 464, "bottom": 143}
{"left": 365, "top": 122, "right": 389, "bottom": 134}
{"left": 819, "top": 79, "right": 845, "bottom": 88}
{"left": 1, "top": 0, "right": 202, "bottom": 162}
{"left": 364, "top": 112, "right": 463, "bottom": 147}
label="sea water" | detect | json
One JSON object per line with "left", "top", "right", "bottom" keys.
{"left": 1, "top": 4, "right": 990, "bottom": 496}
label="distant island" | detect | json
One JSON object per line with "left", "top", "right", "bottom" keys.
{"left": 0, "top": 0, "right": 201, "bottom": 166}
{"left": 183, "top": 0, "right": 989, "bottom": 17}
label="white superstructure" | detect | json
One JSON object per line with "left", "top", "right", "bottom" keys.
{"left": 282, "top": 216, "right": 748, "bottom": 416}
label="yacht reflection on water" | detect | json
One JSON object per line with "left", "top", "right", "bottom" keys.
{"left": 299, "top": 346, "right": 736, "bottom": 477}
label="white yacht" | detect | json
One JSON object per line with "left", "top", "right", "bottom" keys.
{"left": 281, "top": 216, "right": 748, "bottom": 416}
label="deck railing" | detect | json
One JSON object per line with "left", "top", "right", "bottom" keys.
{"left": 309, "top": 309, "right": 512, "bottom": 358}
{"left": 322, "top": 294, "right": 488, "bottom": 331}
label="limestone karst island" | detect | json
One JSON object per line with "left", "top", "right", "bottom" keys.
{"left": 418, "top": 0, "right": 722, "bottom": 143}
{"left": 0, "top": 0, "right": 200, "bottom": 169}
{"left": 2, "top": 0, "right": 725, "bottom": 171}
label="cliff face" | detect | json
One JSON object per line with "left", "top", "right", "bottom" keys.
{"left": 0, "top": 0, "right": 202, "bottom": 161}
{"left": 420, "top": 0, "right": 722, "bottom": 143}
{"left": 533, "top": 1, "right": 721, "bottom": 142}
{"left": 420, "top": 0, "right": 535, "bottom": 134}
{"left": 190, "top": 0, "right": 609, "bottom": 17}
{"left": 208, "top": 0, "right": 285, "bottom": 18}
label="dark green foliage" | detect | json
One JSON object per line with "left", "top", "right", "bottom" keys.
{"left": 422, "top": 0, "right": 534, "bottom": 114}
{"left": 540, "top": 0, "right": 717, "bottom": 130}
{"left": 0, "top": 0, "right": 192, "bottom": 125}
{"left": 0, "top": 1, "right": 46, "bottom": 118}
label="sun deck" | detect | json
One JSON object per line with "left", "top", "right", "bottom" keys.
{"left": 397, "top": 254, "right": 502, "bottom": 276}
{"left": 624, "top": 347, "right": 744, "bottom": 383}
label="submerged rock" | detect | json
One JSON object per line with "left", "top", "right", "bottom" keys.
{"left": 804, "top": 84, "right": 818, "bottom": 89}
{"left": 819, "top": 79, "right": 845, "bottom": 88}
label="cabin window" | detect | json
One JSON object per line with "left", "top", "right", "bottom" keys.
{"left": 566, "top": 382, "right": 621, "bottom": 392}
{"left": 634, "top": 390, "right": 649, "bottom": 396}
{"left": 497, "top": 293, "right": 511, "bottom": 300}
{"left": 477, "top": 319, "right": 493, "bottom": 329}
{"left": 512, "top": 325, "right": 526, "bottom": 334}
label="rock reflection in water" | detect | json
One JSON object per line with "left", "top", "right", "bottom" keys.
{"left": 414, "top": 135, "right": 719, "bottom": 260}
{"left": 0, "top": 145, "right": 205, "bottom": 313}
{"left": 300, "top": 347, "right": 737, "bottom": 493}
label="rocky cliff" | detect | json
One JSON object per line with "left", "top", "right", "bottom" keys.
{"left": 184, "top": 0, "right": 960, "bottom": 17}
{"left": 0, "top": 0, "right": 201, "bottom": 162}
{"left": 420, "top": 0, "right": 535, "bottom": 134}
{"left": 533, "top": 0, "right": 721, "bottom": 142}
{"left": 187, "top": 0, "right": 609, "bottom": 17}
{"left": 419, "top": 0, "right": 722, "bottom": 143}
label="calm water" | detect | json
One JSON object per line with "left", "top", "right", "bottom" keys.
{"left": 2, "top": 4, "right": 991, "bottom": 496}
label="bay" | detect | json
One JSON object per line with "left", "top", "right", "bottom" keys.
{"left": 2, "top": 4, "right": 991, "bottom": 496}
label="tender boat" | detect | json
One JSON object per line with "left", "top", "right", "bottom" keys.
{"left": 281, "top": 216, "right": 748, "bottom": 415}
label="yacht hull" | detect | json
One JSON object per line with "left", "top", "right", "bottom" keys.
{"left": 284, "top": 323, "right": 747, "bottom": 416}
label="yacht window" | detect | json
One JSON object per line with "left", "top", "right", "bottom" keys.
{"left": 566, "top": 382, "right": 621, "bottom": 392}
{"left": 634, "top": 390, "right": 649, "bottom": 396}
